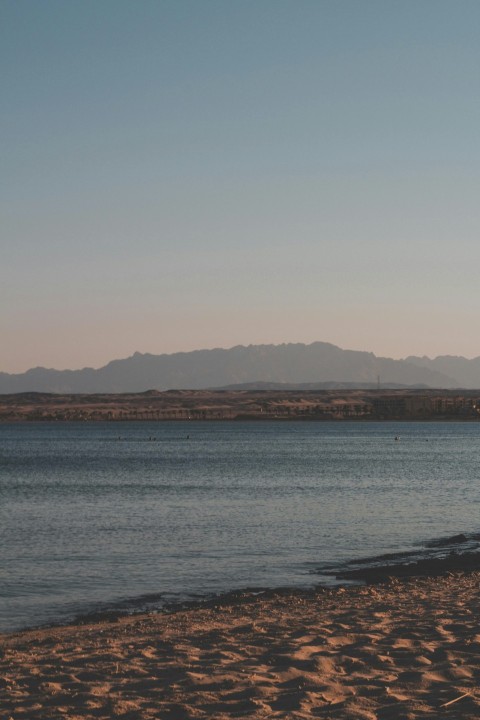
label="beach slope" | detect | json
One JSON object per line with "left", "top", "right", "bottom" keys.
{"left": 2, "top": 572, "right": 480, "bottom": 719}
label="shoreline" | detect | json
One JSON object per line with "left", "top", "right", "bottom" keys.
{"left": 1, "top": 388, "right": 479, "bottom": 422}
{"left": 3, "top": 416, "right": 480, "bottom": 423}
{"left": 3, "top": 571, "right": 480, "bottom": 718}
{"left": 5, "top": 534, "right": 480, "bottom": 637}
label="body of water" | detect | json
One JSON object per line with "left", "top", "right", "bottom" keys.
{"left": 2, "top": 421, "right": 480, "bottom": 632}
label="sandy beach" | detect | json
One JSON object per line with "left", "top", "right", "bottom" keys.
{"left": 2, "top": 572, "right": 480, "bottom": 719}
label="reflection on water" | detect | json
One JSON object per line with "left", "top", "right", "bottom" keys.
{"left": 1, "top": 421, "right": 480, "bottom": 631}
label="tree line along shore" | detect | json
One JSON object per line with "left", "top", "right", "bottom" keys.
{"left": 1, "top": 389, "right": 480, "bottom": 422}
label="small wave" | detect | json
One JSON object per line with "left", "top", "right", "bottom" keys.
{"left": 316, "top": 531, "right": 480, "bottom": 584}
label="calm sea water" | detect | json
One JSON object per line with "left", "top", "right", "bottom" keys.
{"left": 1, "top": 421, "right": 480, "bottom": 632}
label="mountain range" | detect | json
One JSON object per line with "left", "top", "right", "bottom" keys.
{"left": 2, "top": 342, "right": 480, "bottom": 393}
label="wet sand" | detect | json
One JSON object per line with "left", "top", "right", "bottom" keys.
{"left": 2, "top": 572, "right": 480, "bottom": 719}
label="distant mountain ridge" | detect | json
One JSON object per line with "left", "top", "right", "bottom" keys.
{"left": 406, "top": 354, "right": 480, "bottom": 388}
{"left": 2, "top": 341, "right": 474, "bottom": 393}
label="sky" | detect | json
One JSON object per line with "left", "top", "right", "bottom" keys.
{"left": 2, "top": 0, "right": 480, "bottom": 373}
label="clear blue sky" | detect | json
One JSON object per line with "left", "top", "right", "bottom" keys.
{"left": 2, "top": 0, "right": 480, "bottom": 372}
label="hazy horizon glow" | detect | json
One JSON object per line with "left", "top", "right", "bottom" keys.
{"left": 3, "top": 0, "right": 480, "bottom": 373}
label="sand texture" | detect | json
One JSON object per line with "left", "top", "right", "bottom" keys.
{"left": 2, "top": 572, "right": 480, "bottom": 719}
